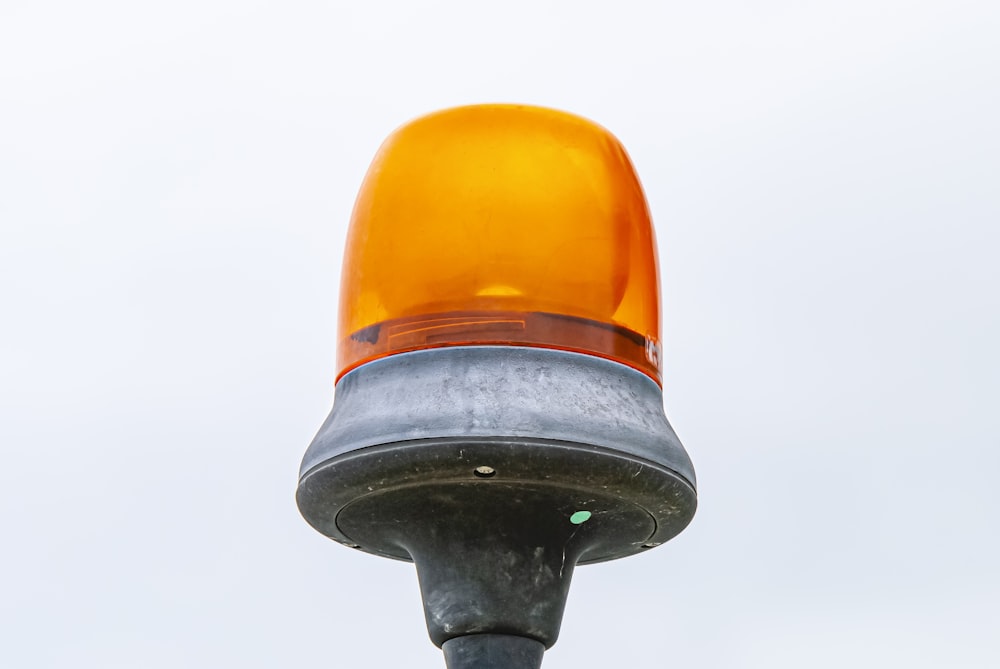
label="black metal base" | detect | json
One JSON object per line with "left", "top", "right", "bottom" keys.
{"left": 298, "top": 438, "right": 694, "bottom": 647}
{"left": 297, "top": 347, "right": 697, "bottom": 664}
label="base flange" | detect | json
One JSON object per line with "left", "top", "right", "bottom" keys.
{"left": 297, "top": 347, "right": 697, "bottom": 659}
{"left": 297, "top": 437, "right": 695, "bottom": 647}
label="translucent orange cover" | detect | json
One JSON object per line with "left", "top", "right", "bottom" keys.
{"left": 337, "top": 104, "right": 663, "bottom": 383}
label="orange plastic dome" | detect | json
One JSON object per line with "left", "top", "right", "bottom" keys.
{"left": 336, "top": 104, "right": 663, "bottom": 383}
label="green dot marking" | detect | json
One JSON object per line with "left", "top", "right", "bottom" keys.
{"left": 569, "top": 510, "right": 592, "bottom": 525}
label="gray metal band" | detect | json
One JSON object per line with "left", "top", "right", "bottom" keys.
{"left": 300, "top": 346, "right": 695, "bottom": 487}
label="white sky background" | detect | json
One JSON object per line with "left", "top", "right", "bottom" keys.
{"left": 2, "top": 1, "right": 998, "bottom": 667}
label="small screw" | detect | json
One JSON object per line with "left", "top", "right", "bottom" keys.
{"left": 473, "top": 465, "right": 496, "bottom": 478}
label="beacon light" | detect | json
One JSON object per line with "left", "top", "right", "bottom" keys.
{"left": 297, "top": 104, "right": 697, "bottom": 669}
{"left": 335, "top": 104, "right": 662, "bottom": 383}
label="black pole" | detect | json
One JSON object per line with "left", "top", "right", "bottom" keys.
{"left": 443, "top": 635, "right": 545, "bottom": 669}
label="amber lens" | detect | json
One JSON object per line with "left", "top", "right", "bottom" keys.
{"left": 337, "top": 104, "right": 662, "bottom": 383}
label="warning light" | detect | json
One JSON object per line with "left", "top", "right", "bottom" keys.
{"left": 337, "top": 104, "right": 663, "bottom": 383}
{"left": 297, "top": 104, "right": 697, "bottom": 669}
